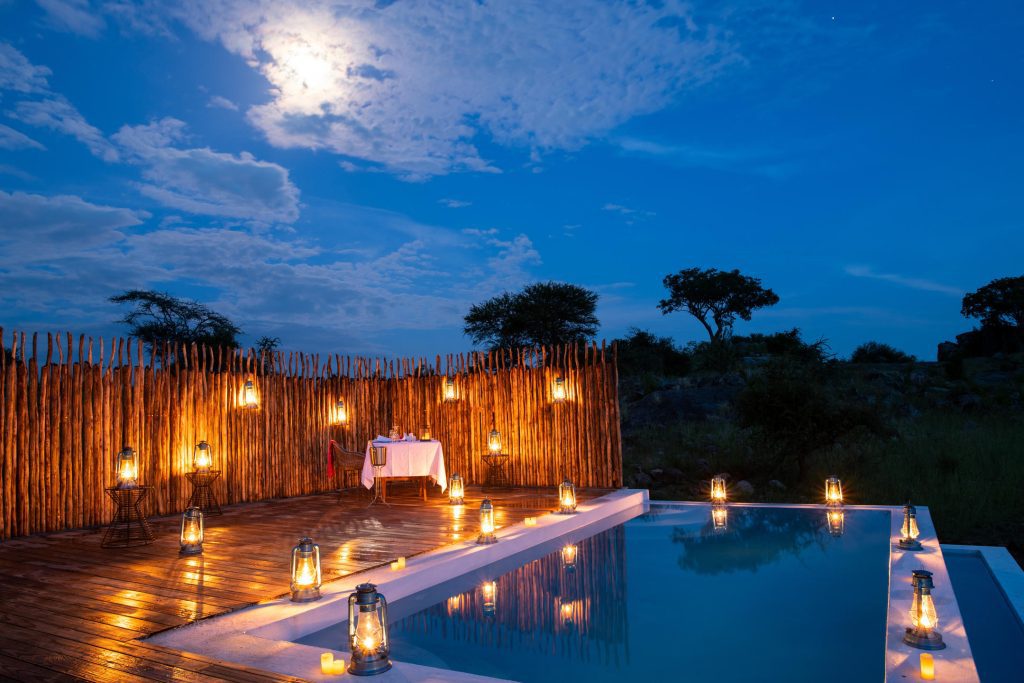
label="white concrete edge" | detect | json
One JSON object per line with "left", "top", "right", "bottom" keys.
{"left": 653, "top": 499, "right": 981, "bottom": 682}
{"left": 941, "top": 543, "right": 1024, "bottom": 625}
{"left": 147, "top": 488, "right": 649, "bottom": 683}
{"left": 885, "top": 506, "right": 979, "bottom": 683}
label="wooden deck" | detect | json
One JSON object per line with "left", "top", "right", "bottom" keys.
{"left": 0, "top": 485, "right": 606, "bottom": 682}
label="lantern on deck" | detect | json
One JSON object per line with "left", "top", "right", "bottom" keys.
{"left": 448, "top": 474, "right": 465, "bottom": 505}
{"left": 443, "top": 377, "right": 456, "bottom": 402}
{"left": 481, "top": 581, "right": 497, "bottom": 617}
{"left": 242, "top": 380, "right": 258, "bottom": 409}
{"left": 179, "top": 506, "right": 204, "bottom": 555}
{"left": 334, "top": 400, "right": 348, "bottom": 426}
{"left": 552, "top": 376, "right": 567, "bottom": 403}
{"left": 711, "top": 504, "right": 728, "bottom": 532}
{"left": 899, "top": 503, "right": 922, "bottom": 551}
{"left": 193, "top": 440, "right": 213, "bottom": 473}
{"left": 477, "top": 499, "right": 497, "bottom": 544}
{"left": 558, "top": 480, "right": 577, "bottom": 514}
{"left": 487, "top": 429, "right": 502, "bottom": 454}
{"left": 710, "top": 476, "right": 727, "bottom": 504}
{"left": 904, "top": 570, "right": 946, "bottom": 650}
{"left": 347, "top": 583, "right": 392, "bottom": 676}
{"left": 827, "top": 508, "right": 845, "bottom": 537}
{"left": 561, "top": 543, "right": 578, "bottom": 571}
{"left": 290, "top": 537, "right": 322, "bottom": 602}
{"left": 115, "top": 446, "right": 139, "bottom": 489}
{"left": 825, "top": 476, "right": 843, "bottom": 506}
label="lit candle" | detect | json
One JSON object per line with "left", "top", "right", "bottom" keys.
{"left": 321, "top": 652, "right": 334, "bottom": 674}
{"left": 331, "top": 659, "right": 347, "bottom": 675}
{"left": 390, "top": 561, "right": 400, "bottom": 571}
{"left": 920, "top": 653, "right": 934, "bottom": 680}
{"left": 525, "top": 517, "right": 537, "bottom": 526}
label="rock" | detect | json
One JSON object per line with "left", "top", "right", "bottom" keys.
{"left": 649, "top": 468, "right": 664, "bottom": 479}
{"left": 665, "top": 467, "right": 684, "bottom": 483}
{"left": 937, "top": 341, "right": 959, "bottom": 362}
{"left": 634, "top": 472, "right": 653, "bottom": 488}
{"left": 768, "top": 479, "right": 786, "bottom": 491}
{"left": 735, "top": 480, "right": 755, "bottom": 497}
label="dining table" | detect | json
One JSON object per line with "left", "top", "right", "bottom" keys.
{"left": 362, "top": 437, "right": 447, "bottom": 501}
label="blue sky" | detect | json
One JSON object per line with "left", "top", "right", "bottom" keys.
{"left": 0, "top": 0, "right": 1021, "bottom": 359}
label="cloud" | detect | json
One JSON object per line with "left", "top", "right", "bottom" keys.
{"left": 844, "top": 265, "right": 962, "bottom": 296}
{"left": 0, "top": 123, "right": 45, "bottom": 150}
{"left": 112, "top": 118, "right": 301, "bottom": 223}
{"left": 35, "top": 0, "right": 106, "bottom": 37}
{"left": 0, "top": 43, "right": 52, "bottom": 93}
{"left": 11, "top": 97, "right": 120, "bottom": 161}
{"left": 158, "top": 0, "right": 738, "bottom": 177}
{"left": 602, "top": 202, "right": 655, "bottom": 224}
{"left": 439, "top": 198, "right": 471, "bottom": 209}
{"left": 614, "top": 136, "right": 798, "bottom": 178}
{"left": 207, "top": 95, "right": 239, "bottom": 111}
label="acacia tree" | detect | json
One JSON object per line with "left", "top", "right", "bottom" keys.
{"left": 110, "top": 289, "right": 242, "bottom": 355}
{"left": 658, "top": 268, "right": 779, "bottom": 343}
{"left": 463, "top": 281, "right": 599, "bottom": 351}
{"left": 961, "top": 275, "right": 1024, "bottom": 328}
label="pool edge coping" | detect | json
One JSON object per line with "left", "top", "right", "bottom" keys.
{"left": 940, "top": 543, "right": 1024, "bottom": 625}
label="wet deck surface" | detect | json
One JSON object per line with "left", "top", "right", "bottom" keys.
{"left": 0, "top": 484, "right": 606, "bottom": 681}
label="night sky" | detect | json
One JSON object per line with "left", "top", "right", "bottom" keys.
{"left": 1, "top": 1, "right": 1021, "bottom": 359}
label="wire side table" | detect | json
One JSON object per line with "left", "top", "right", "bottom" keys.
{"left": 102, "top": 485, "right": 155, "bottom": 548}
{"left": 186, "top": 470, "right": 223, "bottom": 515}
{"left": 482, "top": 452, "right": 511, "bottom": 490}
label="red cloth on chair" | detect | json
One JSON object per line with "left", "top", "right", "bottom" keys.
{"left": 326, "top": 439, "right": 342, "bottom": 479}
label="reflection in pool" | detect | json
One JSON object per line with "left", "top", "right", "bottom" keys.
{"left": 298, "top": 505, "right": 891, "bottom": 682}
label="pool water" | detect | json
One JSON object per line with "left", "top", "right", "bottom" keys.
{"left": 298, "top": 505, "right": 892, "bottom": 682}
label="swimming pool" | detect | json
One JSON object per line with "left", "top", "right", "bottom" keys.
{"left": 298, "top": 504, "right": 892, "bottom": 682}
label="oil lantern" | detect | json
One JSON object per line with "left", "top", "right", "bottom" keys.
{"left": 558, "top": 480, "right": 577, "bottom": 514}
{"left": 115, "top": 446, "right": 139, "bottom": 489}
{"left": 193, "top": 440, "right": 212, "bottom": 473}
{"left": 290, "top": 537, "right": 322, "bottom": 602}
{"left": 899, "top": 502, "right": 922, "bottom": 551}
{"left": 825, "top": 476, "right": 843, "bottom": 506}
{"left": 904, "top": 570, "right": 945, "bottom": 650}
{"left": 477, "top": 499, "right": 497, "bottom": 544}
{"left": 179, "top": 506, "right": 204, "bottom": 555}
{"left": 448, "top": 474, "right": 465, "bottom": 505}
{"left": 347, "top": 583, "right": 392, "bottom": 675}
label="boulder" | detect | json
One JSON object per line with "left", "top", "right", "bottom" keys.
{"left": 768, "top": 479, "right": 786, "bottom": 491}
{"left": 634, "top": 471, "right": 653, "bottom": 488}
{"left": 734, "top": 480, "right": 755, "bottom": 497}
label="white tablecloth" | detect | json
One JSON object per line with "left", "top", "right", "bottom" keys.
{"left": 362, "top": 440, "right": 447, "bottom": 491}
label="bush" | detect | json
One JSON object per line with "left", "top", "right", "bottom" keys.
{"left": 851, "top": 341, "right": 916, "bottom": 363}
{"left": 615, "top": 328, "right": 691, "bottom": 377}
{"left": 687, "top": 328, "right": 831, "bottom": 373}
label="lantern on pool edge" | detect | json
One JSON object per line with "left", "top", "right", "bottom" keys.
{"left": 115, "top": 446, "right": 139, "bottom": 488}
{"left": 193, "top": 440, "right": 213, "bottom": 473}
{"left": 290, "top": 537, "right": 322, "bottom": 602}
{"left": 448, "top": 474, "right": 465, "bottom": 505}
{"left": 334, "top": 400, "right": 348, "bottom": 426}
{"left": 481, "top": 581, "right": 497, "bottom": 617}
{"left": 242, "top": 379, "right": 258, "bottom": 409}
{"left": 487, "top": 429, "right": 502, "bottom": 454}
{"left": 899, "top": 502, "right": 922, "bottom": 551}
{"left": 552, "top": 376, "right": 567, "bottom": 403}
{"left": 904, "top": 570, "right": 946, "bottom": 650}
{"left": 561, "top": 543, "right": 578, "bottom": 571}
{"left": 825, "top": 476, "right": 843, "bottom": 506}
{"left": 710, "top": 475, "right": 727, "bottom": 504}
{"left": 477, "top": 499, "right": 497, "bottom": 544}
{"left": 347, "top": 583, "right": 392, "bottom": 676}
{"left": 443, "top": 376, "right": 456, "bottom": 402}
{"left": 711, "top": 504, "right": 728, "bottom": 532}
{"left": 827, "top": 508, "right": 845, "bottom": 537}
{"left": 179, "top": 507, "right": 204, "bottom": 555}
{"left": 558, "top": 480, "right": 577, "bottom": 514}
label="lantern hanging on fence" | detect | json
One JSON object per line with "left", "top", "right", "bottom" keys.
{"left": 334, "top": 400, "right": 348, "bottom": 426}
{"left": 443, "top": 377, "right": 456, "bottom": 402}
{"left": 242, "top": 380, "right": 258, "bottom": 409}
{"left": 904, "top": 570, "right": 946, "bottom": 650}
{"left": 179, "top": 506, "right": 204, "bottom": 555}
{"left": 552, "top": 376, "right": 567, "bottom": 403}
{"left": 827, "top": 508, "right": 845, "bottom": 537}
{"left": 559, "top": 597, "right": 574, "bottom": 626}
{"left": 290, "top": 537, "right": 322, "bottom": 602}
{"left": 487, "top": 429, "right": 502, "bottom": 454}
{"left": 478, "top": 499, "right": 497, "bottom": 544}
{"left": 561, "top": 543, "right": 578, "bottom": 571}
{"left": 193, "top": 440, "right": 213, "bottom": 473}
{"left": 710, "top": 476, "right": 727, "bottom": 504}
{"left": 481, "top": 581, "right": 497, "bottom": 617}
{"left": 711, "top": 504, "right": 728, "bottom": 532}
{"left": 899, "top": 503, "right": 922, "bottom": 551}
{"left": 448, "top": 474, "right": 465, "bottom": 505}
{"left": 115, "top": 446, "right": 139, "bottom": 489}
{"left": 347, "top": 583, "right": 392, "bottom": 676}
{"left": 558, "top": 480, "right": 577, "bottom": 514}
{"left": 825, "top": 476, "right": 843, "bottom": 506}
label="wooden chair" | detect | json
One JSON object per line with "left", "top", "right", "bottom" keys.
{"left": 331, "top": 446, "right": 366, "bottom": 498}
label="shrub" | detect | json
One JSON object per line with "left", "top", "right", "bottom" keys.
{"left": 851, "top": 341, "right": 916, "bottom": 363}
{"left": 615, "top": 328, "right": 691, "bottom": 377}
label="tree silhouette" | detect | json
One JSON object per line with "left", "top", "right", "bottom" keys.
{"left": 961, "top": 275, "right": 1024, "bottom": 328}
{"left": 658, "top": 267, "right": 779, "bottom": 343}
{"left": 464, "top": 281, "right": 599, "bottom": 351}
{"left": 110, "top": 289, "right": 241, "bottom": 356}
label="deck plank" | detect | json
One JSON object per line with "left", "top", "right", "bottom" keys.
{"left": 0, "top": 486, "right": 604, "bottom": 681}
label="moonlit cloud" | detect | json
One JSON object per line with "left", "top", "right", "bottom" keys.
{"left": 206, "top": 95, "right": 239, "bottom": 111}
{"left": 0, "top": 123, "right": 45, "bottom": 150}
{"left": 844, "top": 265, "right": 962, "bottom": 296}
{"left": 12, "top": 97, "right": 120, "bottom": 161}
{"left": 35, "top": 0, "right": 106, "bottom": 38}
{"left": 439, "top": 198, "right": 471, "bottom": 209}
{"left": 0, "top": 43, "right": 52, "bottom": 93}
{"left": 156, "top": 0, "right": 738, "bottom": 178}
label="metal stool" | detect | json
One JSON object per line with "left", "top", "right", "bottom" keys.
{"left": 368, "top": 445, "right": 390, "bottom": 507}
{"left": 185, "top": 470, "right": 222, "bottom": 515}
{"left": 102, "top": 485, "right": 155, "bottom": 548}
{"left": 482, "top": 452, "right": 511, "bottom": 490}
